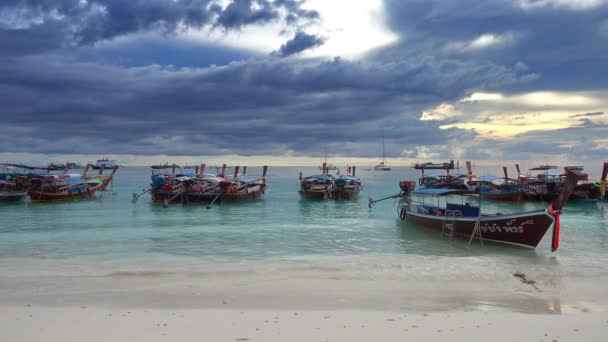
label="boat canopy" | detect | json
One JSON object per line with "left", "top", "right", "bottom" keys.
{"left": 304, "top": 175, "right": 332, "bottom": 181}
{"left": 411, "top": 188, "right": 472, "bottom": 196}
{"left": 174, "top": 176, "right": 193, "bottom": 181}
{"left": 62, "top": 177, "right": 85, "bottom": 185}
{"left": 178, "top": 173, "right": 197, "bottom": 178}
{"left": 236, "top": 176, "right": 258, "bottom": 183}
{"left": 336, "top": 175, "right": 359, "bottom": 181}
{"left": 85, "top": 178, "right": 102, "bottom": 185}
{"left": 530, "top": 165, "right": 557, "bottom": 170}
{"left": 477, "top": 175, "right": 500, "bottom": 182}
{"left": 151, "top": 164, "right": 180, "bottom": 170}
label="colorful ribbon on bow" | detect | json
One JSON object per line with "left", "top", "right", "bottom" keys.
{"left": 547, "top": 204, "right": 560, "bottom": 252}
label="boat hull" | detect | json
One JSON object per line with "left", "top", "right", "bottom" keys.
{"left": 221, "top": 185, "right": 265, "bottom": 202}
{"left": 299, "top": 190, "right": 329, "bottom": 200}
{"left": 402, "top": 209, "right": 554, "bottom": 248}
{"left": 0, "top": 192, "right": 27, "bottom": 202}
{"left": 479, "top": 190, "right": 524, "bottom": 203}
{"left": 28, "top": 188, "right": 98, "bottom": 203}
{"left": 333, "top": 189, "right": 361, "bottom": 200}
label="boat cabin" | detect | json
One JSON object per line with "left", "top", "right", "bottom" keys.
{"left": 407, "top": 188, "right": 481, "bottom": 218}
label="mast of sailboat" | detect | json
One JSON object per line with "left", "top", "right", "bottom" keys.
{"left": 382, "top": 135, "right": 386, "bottom": 166}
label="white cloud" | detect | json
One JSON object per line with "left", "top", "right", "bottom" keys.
{"left": 420, "top": 103, "right": 462, "bottom": 121}
{"left": 185, "top": 0, "right": 398, "bottom": 59}
{"left": 446, "top": 32, "right": 517, "bottom": 53}
{"left": 518, "top": 0, "right": 607, "bottom": 11}
{"left": 421, "top": 90, "right": 608, "bottom": 138}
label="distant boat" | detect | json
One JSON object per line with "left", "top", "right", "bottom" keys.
{"left": 90, "top": 158, "right": 117, "bottom": 170}
{"left": 412, "top": 160, "right": 455, "bottom": 170}
{"left": 373, "top": 137, "right": 391, "bottom": 171}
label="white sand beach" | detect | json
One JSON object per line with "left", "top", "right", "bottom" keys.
{"left": 2, "top": 306, "right": 607, "bottom": 342}
{"left": 1, "top": 261, "right": 608, "bottom": 342}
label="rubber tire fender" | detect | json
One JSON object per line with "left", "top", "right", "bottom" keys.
{"left": 399, "top": 207, "right": 407, "bottom": 221}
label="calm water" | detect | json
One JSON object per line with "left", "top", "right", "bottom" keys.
{"left": 1, "top": 166, "right": 608, "bottom": 282}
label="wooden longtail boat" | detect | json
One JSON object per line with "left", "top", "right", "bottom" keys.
{"left": 392, "top": 169, "right": 580, "bottom": 250}
{"left": 0, "top": 179, "right": 27, "bottom": 202}
{"left": 27, "top": 166, "right": 118, "bottom": 203}
{"left": 465, "top": 167, "right": 525, "bottom": 203}
{"left": 0, "top": 164, "right": 30, "bottom": 202}
{"left": 142, "top": 164, "right": 268, "bottom": 206}
{"left": 517, "top": 165, "right": 562, "bottom": 201}
{"left": 146, "top": 164, "right": 191, "bottom": 205}
{"left": 299, "top": 174, "right": 334, "bottom": 200}
{"left": 219, "top": 166, "right": 268, "bottom": 202}
{"left": 419, "top": 172, "right": 467, "bottom": 190}
{"left": 333, "top": 166, "right": 362, "bottom": 200}
{"left": 299, "top": 163, "right": 335, "bottom": 200}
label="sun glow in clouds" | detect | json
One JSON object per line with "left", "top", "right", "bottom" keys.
{"left": 186, "top": 0, "right": 398, "bottom": 58}
{"left": 422, "top": 90, "right": 608, "bottom": 138}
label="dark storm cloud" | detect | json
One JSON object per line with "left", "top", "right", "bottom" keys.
{"left": 0, "top": 53, "right": 526, "bottom": 156}
{"left": 380, "top": 0, "right": 608, "bottom": 91}
{"left": 2, "top": 0, "right": 607, "bottom": 160}
{"left": 216, "top": 0, "right": 317, "bottom": 29}
{"left": 272, "top": 31, "right": 325, "bottom": 57}
{"left": 0, "top": 0, "right": 317, "bottom": 55}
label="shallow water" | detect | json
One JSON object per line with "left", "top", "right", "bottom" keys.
{"left": 1, "top": 166, "right": 608, "bottom": 311}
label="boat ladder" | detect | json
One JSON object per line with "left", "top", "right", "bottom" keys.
{"left": 467, "top": 219, "right": 484, "bottom": 247}
{"left": 441, "top": 210, "right": 462, "bottom": 240}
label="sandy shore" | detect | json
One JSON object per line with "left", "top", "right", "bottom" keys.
{"left": 2, "top": 306, "right": 607, "bottom": 342}
{"left": 2, "top": 257, "right": 608, "bottom": 341}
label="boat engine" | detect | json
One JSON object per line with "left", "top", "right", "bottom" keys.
{"left": 399, "top": 181, "right": 415, "bottom": 195}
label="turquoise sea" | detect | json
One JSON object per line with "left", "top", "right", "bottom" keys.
{"left": 1, "top": 166, "right": 608, "bottom": 311}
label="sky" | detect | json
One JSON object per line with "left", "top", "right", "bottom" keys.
{"left": 1, "top": 0, "right": 608, "bottom": 167}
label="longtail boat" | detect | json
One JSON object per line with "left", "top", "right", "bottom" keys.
{"left": 369, "top": 170, "right": 580, "bottom": 250}
{"left": 395, "top": 169, "right": 579, "bottom": 249}
{"left": 136, "top": 163, "right": 268, "bottom": 206}
{"left": 333, "top": 166, "right": 362, "bottom": 200}
{"left": 219, "top": 165, "right": 268, "bottom": 202}
{"left": 28, "top": 166, "right": 118, "bottom": 203}
{"left": 418, "top": 171, "right": 467, "bottom": 190}
{"left": 518, "top": 165, "right": 562, "bottom": 201}
{"left": 144, "top": 164, "right": 190, "bottom": 205}
{"left": 299, "top": 163, "right": 335, "bottom": 200}
{"left": 0, "top": 164, "right": 29, "bottom": 202}
{"left": 465, "top": 166, "right": 525, "bottom": 203}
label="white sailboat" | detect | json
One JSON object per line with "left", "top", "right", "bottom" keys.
{"left": 318, "top": 145, "right": 338, "bottom": 171}
{"left": 373, "top": 137, "right": 391, "bottom": 171}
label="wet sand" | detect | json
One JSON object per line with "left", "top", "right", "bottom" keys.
{"left": 2, "top": 267, "right": 608, "bottom": 341}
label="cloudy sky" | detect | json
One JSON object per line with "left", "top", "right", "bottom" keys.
{"left": 1, "top": 0, "right": 608, "bottom": 166}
